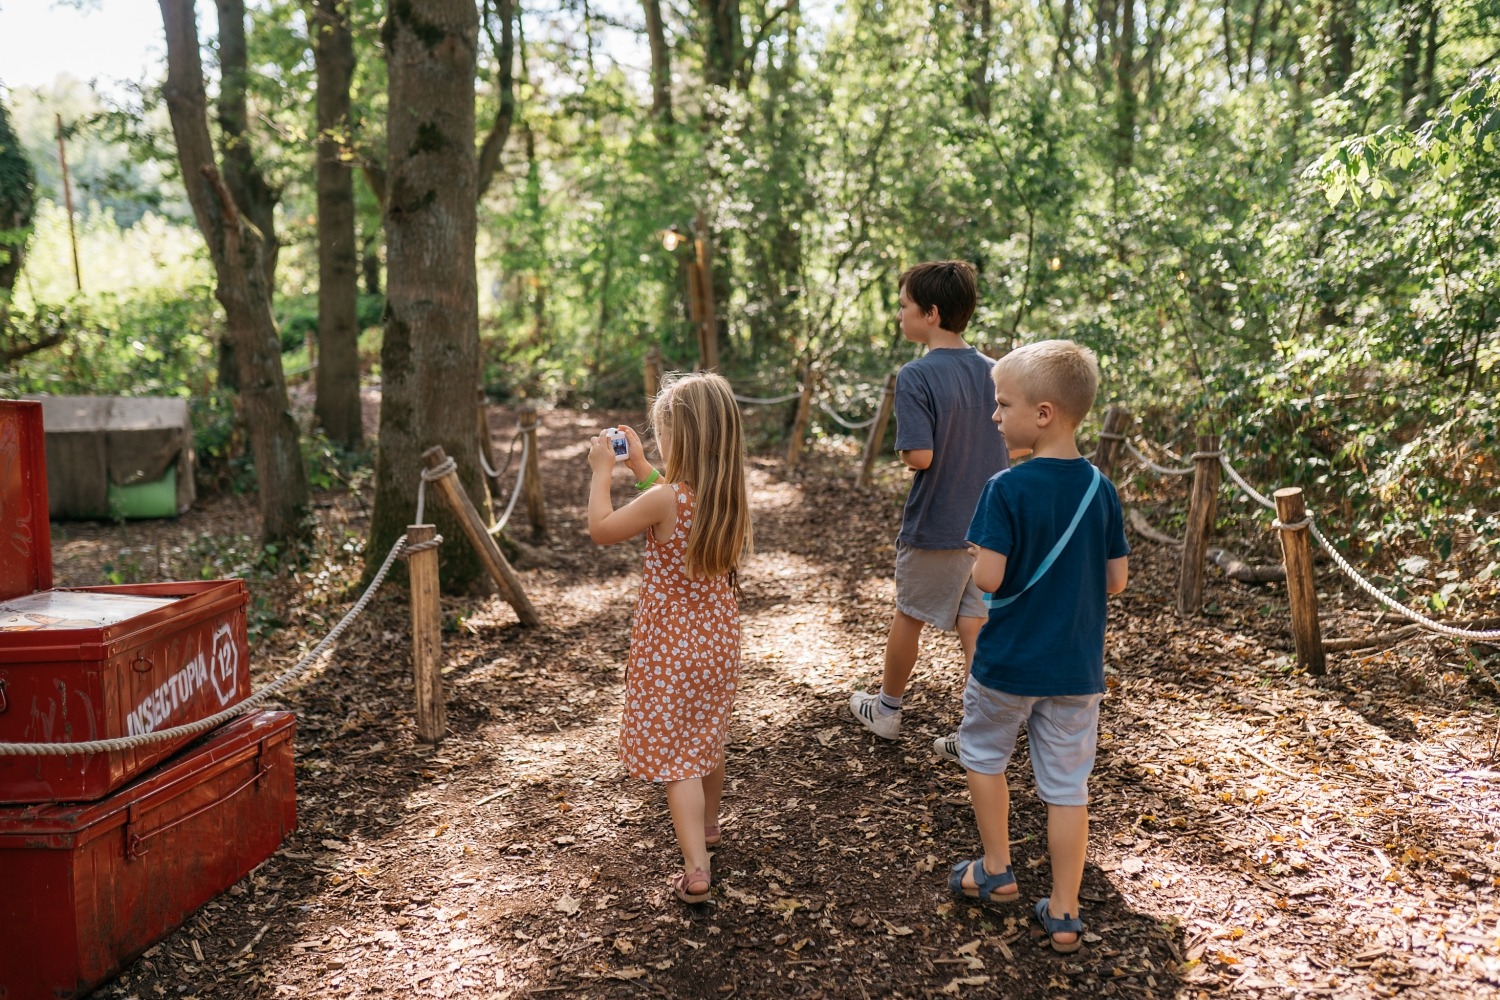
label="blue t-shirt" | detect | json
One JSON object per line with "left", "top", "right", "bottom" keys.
{"left": 965, "top": 458, "right": 1130, "bottom": 696}
{"left": 894, "top": 347, "right": 1008, "bottom": 550}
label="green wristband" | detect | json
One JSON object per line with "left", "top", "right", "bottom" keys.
{"left": 633, "top": 468, "right": 661, "bottom": 491}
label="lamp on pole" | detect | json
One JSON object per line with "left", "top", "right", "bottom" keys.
{"left": 659, "top": 211, "right": 718, "bottom": 372}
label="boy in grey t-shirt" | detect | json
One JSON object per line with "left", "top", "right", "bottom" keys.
{"left": 848, "top": 261, "right": 1009, "bottom": 760}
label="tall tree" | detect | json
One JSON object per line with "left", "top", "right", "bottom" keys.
{"left": 308, "top": 0, "right": 363, "bottom": 448}
{"left": 215, "top": 0, "right": 281, "bottom": 287}
{"left": 477, "top": 0, "right": 518, "bottom": 198}
{"left": 159, "top": 0, "right": 311, "bottom": 545}
{"left": 642, "top": 0, "right": 674, "bottom": 135}
{"left": 368, "top": 0, "right": 485, "bottom": 590}
{"left": 0, "top": 96, "right": 36, "bottom": 333}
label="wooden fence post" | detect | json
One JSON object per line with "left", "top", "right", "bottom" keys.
{"left": 421, "top": 445, "right": 541, "bottom": 626}
{"left": 1274, "top": 487, "right": 1326, "bottom": 676}
{"left": 856, "top": 372, "right": 898, "bottom": 488}
{"left": 644, "top": 345, "right": 663, "bottom": 402}
{"left": 406, "top": 524, "right": 445, "bottom": 743}
{"left": 785, "top": 364, "right": 819, "bottom": 473}
{"left": 519, "top": 406, "right": 546, "bottom": 539}
{"left": 1175, "top": 434, "right": 1221, "bottom": 616}
{"left": 1093, "top": 405, "right": 1132, "bottom": 479}
{"left": 477, "top": 389, "right": 504, "bottom": 513}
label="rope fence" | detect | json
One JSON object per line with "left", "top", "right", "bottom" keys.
{"left": 0, "top": 413, "right": 547, "bottom": 756}
{"left": 1110, "top": 419, "right": 1500, "bottom": 654}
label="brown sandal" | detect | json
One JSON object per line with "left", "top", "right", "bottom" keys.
{"left": 705, "top": 823, "right": 722, "bottom": 849}
{"left": 672, "top": 867, "right": 712, "bottom": 903}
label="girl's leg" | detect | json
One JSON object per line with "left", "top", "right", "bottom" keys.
{"left": 664, "top": 776, "right": 711, "bottom": 893}
{"left": 703, "top": 760, "right": 726, "bottom": 830}
{"left": 964, "top": 770, "right": 1012, "bottom": 879}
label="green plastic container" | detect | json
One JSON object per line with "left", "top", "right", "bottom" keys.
{"left": 106, "top": 467, "right": 178, "bottom": 520}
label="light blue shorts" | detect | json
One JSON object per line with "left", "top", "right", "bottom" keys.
{"left": 894, "top": 539, "right": 987, "bottom": 632}
{"left": 958, "top": 679, "right": 1103, "bottom": 807}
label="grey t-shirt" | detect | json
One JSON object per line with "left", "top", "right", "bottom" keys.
{"left": 893, "top": 346, "right": 1009, "bottom": 549}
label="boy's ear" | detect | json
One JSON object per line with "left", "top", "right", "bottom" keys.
{"left": 1034, "top": 400, "right": 1056, "bottom": 426}
{"left": 922, "top": 303, "right": 941, "bottom": 324}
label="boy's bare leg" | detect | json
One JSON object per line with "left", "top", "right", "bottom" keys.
{"left": 956, "top": 614, "right": 983, "bottom": 679}
{"left": 664, "top": 777, "right": 711, "bottom": 891}
{"left": 703, "top": 760, "right": 726, "bottom": 830}
{"left": 1044, "top": 804, "right": 1088, "bottom": 946}
{"left": 963, "top": 770, "right": 1013, "bottom": 879}
{"left": 880, "top": 609, "right": 926, "bottom": 698}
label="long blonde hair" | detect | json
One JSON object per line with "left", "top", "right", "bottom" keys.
{"left": 650, "top": 371, "right": 753, "bottom": 580}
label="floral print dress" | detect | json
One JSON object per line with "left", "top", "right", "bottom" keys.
{"left": 620, "top": 483, "right": 741, "bottom": 782}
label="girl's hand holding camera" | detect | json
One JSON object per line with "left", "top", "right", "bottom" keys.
{"left": 589, "top": 425, "right": 654, "bottom": 483}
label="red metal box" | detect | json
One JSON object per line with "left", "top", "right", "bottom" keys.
{"left": 0, "top": 400, "right": 252, "bottom": 803}
{"left": 0, "top": 580, "right": 251, "bottom": 803}
{"left": 0, "top": 710, "right": 296, "bottom": 1000}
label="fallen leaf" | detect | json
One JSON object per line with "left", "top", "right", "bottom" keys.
{"left": 941, "top": 975, "right": 991, "bottom": 994}
{"left": 554, "top": 894, "right": 581, "bottom": 915}
{"left": 609, "top": 967, "right": 648, "bottom": 981}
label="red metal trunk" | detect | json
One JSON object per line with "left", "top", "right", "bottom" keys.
{"left": 0, "top": 710, "right": 297, "bottom": 999}
{"left": 0, "top": 401, "right": 252, "bottom": 803}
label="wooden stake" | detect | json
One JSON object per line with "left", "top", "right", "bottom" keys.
{"left": 55, "top": 113, "right": 82, "bottom": 292}
{"left": 694, "top": 208, "right": 718, "bottom": 372}
{"left": 856, "top": 372, "right": 898, "bottom": 487}
{"left": 477, "top": 388, "right": 504, "bottom": 513}
{"left": 785, "top": 364, "right": 818, "bottom": 473}
{"left": 519, "top": 406, "right": 546, "bottom": 538}
{"left": 1092, "top": 405, "right": 1131, "bottom": 479}
{"left": 421, "top": 445, "right": 541, "bottom": 626}
{"left": 406, "top": 523, "right": 445, "bottom": 743}
{"left": 644, "top": 345, "right": 663, "bottom": 402}
{"left": 1274, "top": 487, "right": 1326, "bottom": 675}
{"left": 1175, "top": 434, "right": 1220, "bottom": 616}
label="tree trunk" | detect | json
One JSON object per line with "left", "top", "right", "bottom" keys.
{"left": 642, "top": 0, "right": 674, "bottom": 136}
{"left": 370, "top": 0, "right": 485, "bottom": 592}
{"left": 476, "top": 0, "right": 517, "bottom": 198}
{"left": 1321, "top": 0, "right": 1355, "bottom": 92}
{"left": 309, "top": 0, "right": 362, "bottom": 449}
{"left": 160, "top": 0, "right": 310, "bottom": 546}
{"left": 214, "top": 0, "right": 280, "bottom": 288}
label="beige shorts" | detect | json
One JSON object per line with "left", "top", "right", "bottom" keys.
{"left": 894, "top": 539, "right": 987, "bottom": 631}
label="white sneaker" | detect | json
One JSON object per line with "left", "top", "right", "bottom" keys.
{"left": 849, "top": 690, "right": 901, "bottom": 740}
{"left": 933, "top": 732, "right": 960, "bottom": 763}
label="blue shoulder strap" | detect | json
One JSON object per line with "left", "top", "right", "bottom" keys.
{"left": 983, "top": 464, "right": 1102, "bottom": 610}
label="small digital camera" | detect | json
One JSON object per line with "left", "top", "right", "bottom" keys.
{"left": 606, "top": 429, "right": 629, "bottom": 462}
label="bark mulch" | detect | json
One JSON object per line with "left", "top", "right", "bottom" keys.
{"left": 46, "top": 405, "right": 1500, "bottom": 999}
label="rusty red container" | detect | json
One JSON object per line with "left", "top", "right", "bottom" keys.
{"left": 0, "top": 710, "right": 296, "bottom": 1000}
{"left": 0, "top": 400, "right": 252, "bottom": 803}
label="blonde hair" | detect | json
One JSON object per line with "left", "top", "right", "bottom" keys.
{"left": 650, "top": 371, "right": 753, "bottom": 580}
{"left": 992, "top": 339, "right": 1100, "bottom": 424}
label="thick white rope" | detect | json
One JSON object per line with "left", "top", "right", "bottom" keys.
{"left": 732, "top": 389, "right": 803, "bottom": 406}
{"left": 488, "top": 430, "right": 529, "bottom": 536}
{"left": 1219, "top": 454, "right": 1279, "bottom": 511}
{"left": 1306, "top": 519, "right": 1500, "bottom": 640}
{"left": 414, "top": 456, "right": 456, "bottom": 526}
{"left": 1216, "top": 454, "right": 1500, "bottom": 641}
{"left": 0, "top": 534, "right": 418, "bottom": 756}
{"left": 816, "top": 399, "right": 879, "bottom": 430}
{"left": 1124, "top": 439, "right": 1197, "bottom": 477}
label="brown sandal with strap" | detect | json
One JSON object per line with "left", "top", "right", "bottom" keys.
{"left": 672, "top": 867, "right": 712, "bottom": 903}
{"left": 705, "top": 823, "right": 722, "bottom": 849}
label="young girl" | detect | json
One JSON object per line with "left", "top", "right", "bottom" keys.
{"left": 587, "top": 371, "right": 753, "bottom": 903}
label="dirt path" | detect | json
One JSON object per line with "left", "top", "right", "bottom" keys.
{"left": 50, "top": 406, "right": 1500, "bottom": 999}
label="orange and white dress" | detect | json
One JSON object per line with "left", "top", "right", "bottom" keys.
{"left": 620, "top": 483, "right": 741, "bottom": 782}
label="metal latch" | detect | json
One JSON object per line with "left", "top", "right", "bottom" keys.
{"left": 0, "top": 678, "right": 8, "bottom": 714}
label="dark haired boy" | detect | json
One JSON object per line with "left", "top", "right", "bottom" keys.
{"left": 848, "top": 260, "right": 1009, "bottom": 761}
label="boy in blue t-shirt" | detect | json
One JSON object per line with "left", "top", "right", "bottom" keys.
{"left": 946, "top": 339, "right": 1129, "bottom": 954}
